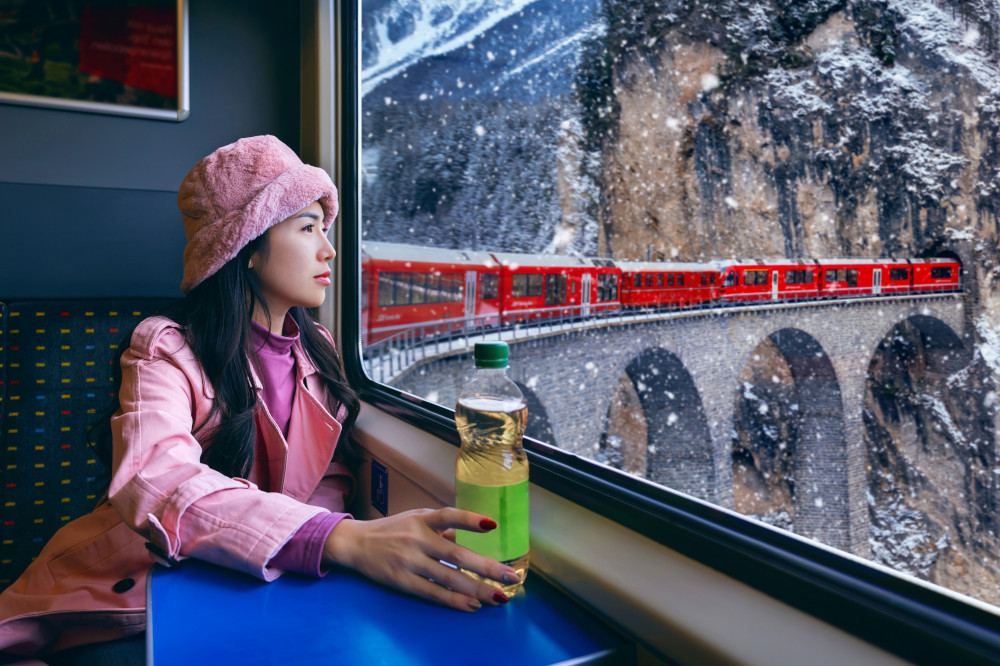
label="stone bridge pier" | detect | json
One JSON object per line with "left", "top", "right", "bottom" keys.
{"left": 393, "top": 294, "right": 967, "bottom": 557}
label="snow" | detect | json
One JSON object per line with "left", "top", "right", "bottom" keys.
{"left": 362, "top": 0, "right": 541, "bottom": 96}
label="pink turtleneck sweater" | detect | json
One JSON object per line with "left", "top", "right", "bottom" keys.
{"left": 251, "top": 317, "right": 349, "bottom": 576}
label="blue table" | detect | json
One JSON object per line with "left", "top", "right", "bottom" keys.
{"left": 147, "top": 559, "right": 630, "bottom": 665}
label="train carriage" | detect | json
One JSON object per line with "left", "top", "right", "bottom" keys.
{"left": 910, "top": 257, "right": 962, "bottom": 293}
{"left": 489, "top": 252, "right": 619, "bottom": 322}
{"left": 361, "top": 242, "right": 500, "bottom": 345}
{"left": 617, "top": 261, "right": 720, "bottom": 309}
{"left": 716, "top": 259, "right": 822, "bottom": 302}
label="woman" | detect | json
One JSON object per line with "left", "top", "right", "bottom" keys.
{"left": 0, "top": 136, "right": 518, "bottom": 664}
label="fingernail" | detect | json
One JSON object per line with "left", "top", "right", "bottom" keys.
{"left": 468, "top": 599, "right": 482, "bottom": 611}
{"left": 493, "top": 590, "right": 509, "bottom": 604}
{"left": 502, "top": 571, "right": 520, "bottom": 584}
{"left": 479, "top": 518, "right": 497, "bottom": 530}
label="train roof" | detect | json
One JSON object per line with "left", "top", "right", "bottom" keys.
{"left": 489, "top": 251, "right": 594, "bottom": 269}
{"left": 362, "top": 241, "right": 498, "bottom": 267}
{"left": 615, "top": 260, "right": 717, "bottom": 272}
{"left": 711, "top": 257, "right": 957, "bottom": 269}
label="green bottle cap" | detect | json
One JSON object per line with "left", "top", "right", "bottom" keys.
{"left": 474, "top": 341, "right": 508, "bottom": 368}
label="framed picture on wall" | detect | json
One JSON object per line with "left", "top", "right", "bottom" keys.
{"left": 0, "top": 0, "right": 189, "bottom": 121}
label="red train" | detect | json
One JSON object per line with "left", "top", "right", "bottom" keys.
{"left": 361, "top": 242, "right": 961, "bottom": 345}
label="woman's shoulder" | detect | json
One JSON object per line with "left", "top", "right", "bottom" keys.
{"left": 126, "top": 315, "right": 192, "bottom": 362}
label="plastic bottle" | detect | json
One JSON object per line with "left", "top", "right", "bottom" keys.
{"left": 454, "top": 341, "right": 529, "bottom": 596}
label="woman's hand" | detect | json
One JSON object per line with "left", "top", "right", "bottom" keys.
{"left": 322, "top": 508, "right": 521, "bottom": 612}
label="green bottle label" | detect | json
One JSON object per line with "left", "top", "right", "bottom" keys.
{"left": 455, "top": 479, "right": 529, "bottom": 562}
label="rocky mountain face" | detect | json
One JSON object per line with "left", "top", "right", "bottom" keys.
{"left": 576, "top": 0, "right": 1000, "bottom": 603}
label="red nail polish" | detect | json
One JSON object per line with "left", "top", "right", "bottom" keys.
{"left": 493, "top": 590, "right": 509, "bottom": 604}
{"left": 479, "top": 518, "right": 497, "bottom": 530}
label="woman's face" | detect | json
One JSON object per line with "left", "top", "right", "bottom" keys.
{"left": 251, "top": 201, "right": 335, "bottom": 319}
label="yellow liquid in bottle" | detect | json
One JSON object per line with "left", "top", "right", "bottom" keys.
{"left": 455, "top": 397, "right": 529, "bottom": 596}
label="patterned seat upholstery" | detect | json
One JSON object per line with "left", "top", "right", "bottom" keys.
{"left": 0, "top": 299, "right": 173, "bottom": 590}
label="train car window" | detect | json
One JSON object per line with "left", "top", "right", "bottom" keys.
{"left": 411, "top": 273, "right": 426, "bottom": 304}
{"left": 701, "top": 273, "right": 708, "bottom": 286}
{"left": 527, "top": 274, "right": 544, "bottom": 297}
{"left": 426, "top": 273, "right": 441, "bottom": 303}
{"left": 597, "top": 273, "right": 618, "bottom": 302}
{"left": 394, "top": 273, "right": 412, "bottom": 305}
{"left": 932, "top": 266, "right": 953, "bottom": 279}
{"left": 450, "top": 274, "right": 464, "bottom": 302}
{"left": 544, "top": 274, "right": 566, "bottom": 305}
{"left": 352, "top": 2, "right": 1000, "bottom": 655}
{"left": 378, "top": 273, "right": 394, "bottom": 306}
{"left": 481, "top": 274, "right": 499, "bottom": 300}
{"left": 512, "top": 274, "right": 527, "bottom": 297}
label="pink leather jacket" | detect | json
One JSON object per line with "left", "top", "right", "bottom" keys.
{"left": 0, "top": 316, "right": 354, "bottom": 656}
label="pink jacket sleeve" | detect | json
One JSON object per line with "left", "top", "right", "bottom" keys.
{"left": 107, "top": 320, "right": 327, "bottom": 581}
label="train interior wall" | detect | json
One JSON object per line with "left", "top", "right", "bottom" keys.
{"left": 0, "top": 0, "right": 301, "bottom": 299}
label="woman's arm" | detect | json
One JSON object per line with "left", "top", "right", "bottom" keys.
{"left": 107, "top": 320, "right": 325, "bottom": 580}
{"left": 322, "top": 508, "right": 521, "bottom": 612}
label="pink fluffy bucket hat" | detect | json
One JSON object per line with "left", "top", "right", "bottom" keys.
{"left": 177, "top": 135, "right": 339, "bottom": 293}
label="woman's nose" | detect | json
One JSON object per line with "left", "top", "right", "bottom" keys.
{"left": 321, "top": 235, "right": 336, "bottom": 261}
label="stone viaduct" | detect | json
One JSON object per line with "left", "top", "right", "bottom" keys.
{"left": 391, "top": 293, "right": 969, "bottom": 557}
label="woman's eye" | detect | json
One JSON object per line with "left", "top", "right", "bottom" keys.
{"left": 301, "top": 223, "right": 315, "bottom": 232}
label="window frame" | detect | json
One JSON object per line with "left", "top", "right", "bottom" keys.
{"left": 334, "top": 3, "right": 1000, "bottom": 662}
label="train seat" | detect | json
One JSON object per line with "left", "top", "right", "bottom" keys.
{"left": 0, "top": 299, "right": 172, "bottom": 590}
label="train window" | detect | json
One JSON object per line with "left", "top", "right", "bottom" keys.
{"left": 411, "top": 274, "right": 426, "bottom": 304}
{"left": 352, "top": 1, "right": 1000, "bottom": 649}
{"left": 481, "top": 274, "right": 499, "bottom": 301}
{"left": 701, "top": 273, "right": 708, "bottom": 286}
{"left": 527, "top": 274, "right": 543, "bottom": 297}
{"left": 597, "top": 273, "right": 619, "bottom": 302}
{"left": 426, "top": 274, "right": 441, "bottom": 302}
{"left": 450, "top": 274, "right": 464, "bottom": 302}
{"left": 545, "top": 274, "right": 567, "bottom": 305}
{"left": 932, "top": 266, "right": 953, "bottom": 279}
{"left": 394, "top": 273, "right": 412, "bottom": 305}
{"left": 571, "top": 280, "right": 577, "bottom": 296}
{"left": 512, "top": 274, "right": 527, "bottom": 297}
{"left": 377, "top": 273, "right": 394, "bottom": 306}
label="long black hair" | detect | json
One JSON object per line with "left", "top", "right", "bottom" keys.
{"left": 91, "top": 232, "right": 360, "bottom": 480}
